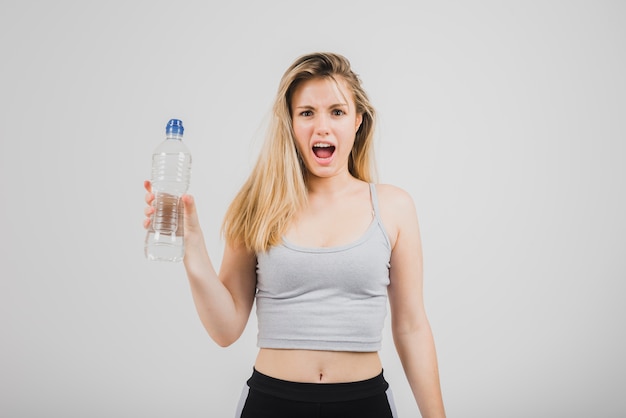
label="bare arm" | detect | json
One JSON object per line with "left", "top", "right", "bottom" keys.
{"left": 144, "top": 181, "right": 256, "bottom": 347}
{"left": 380, "top": 185, "right": 446, "bottom": 418}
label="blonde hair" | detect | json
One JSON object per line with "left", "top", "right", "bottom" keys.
{"left": 222, "top": 52, "right": 377, "bottom": 252}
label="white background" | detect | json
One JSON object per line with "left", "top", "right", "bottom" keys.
{"left": 1, "top": 1, "right": 625, "bottom": 417}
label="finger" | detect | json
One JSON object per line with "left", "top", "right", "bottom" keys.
{"left": 182, "top": 194, "right": 196, "bottom": 217}
{"left": 144, "top": 181, "right": 155, "bottom": 205}
{"left": 182, "top": 193, "right": 194, "bottom": 208}
{"left": 181, "top": 194, "right": 200, "bottom": 229}
{"left": 144, "top": 205, "right": 155, "bottom": 217}
{"left": 145, "top": 191, "right": 155, "bottom": 205}
{"left": 143, "top": 181, "right": 154, "bottom": 230}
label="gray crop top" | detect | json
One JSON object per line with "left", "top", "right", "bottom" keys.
{"left": 255, "top": 183, "right": 392, "bottom": 352}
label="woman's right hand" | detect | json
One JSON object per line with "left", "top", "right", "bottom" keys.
{"left": 143, "top": 180, "right": 202, "bottom": 237}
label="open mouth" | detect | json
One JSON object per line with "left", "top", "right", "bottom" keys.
{"left": 312, "top": 143, "right": 335, "bottom": 159}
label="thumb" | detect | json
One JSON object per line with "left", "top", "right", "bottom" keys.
{"left": 181, "top": 194, "right": 201, "bottom": 232}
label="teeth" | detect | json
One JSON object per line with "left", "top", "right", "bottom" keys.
{"left": 313, "top": 143, "right": 332, "bottom": 148}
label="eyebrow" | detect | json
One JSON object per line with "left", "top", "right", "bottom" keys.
{"left": 294, "top": 103, "right": 348, "bottom": 109}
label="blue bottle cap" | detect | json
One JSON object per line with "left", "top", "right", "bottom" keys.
{"left": 166, "top": 119, "right": 184, "bottom": 135}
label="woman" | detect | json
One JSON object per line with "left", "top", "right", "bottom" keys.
{"left": 144, "top": 52, "right": 446, "bottom": 417}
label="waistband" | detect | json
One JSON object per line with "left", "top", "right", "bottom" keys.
{"left": 246, "top": 368, "right": 389, "bottom": 403}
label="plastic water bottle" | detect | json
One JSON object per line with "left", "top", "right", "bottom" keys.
{"left": 145, "top": 119, "right": 192, "bottom": 262}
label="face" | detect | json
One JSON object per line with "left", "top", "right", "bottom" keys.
{"left": 290, "top": 77, "right": 363, "bottom": 179}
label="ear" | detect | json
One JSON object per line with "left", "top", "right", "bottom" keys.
{"left": 355, "top": 113, "right": 363, "bottom": 132}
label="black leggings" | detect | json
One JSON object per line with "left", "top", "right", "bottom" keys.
{"left": 236, "top": 369, "right": 398, "bottom": 418}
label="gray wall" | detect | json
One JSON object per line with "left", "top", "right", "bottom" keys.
{"left": 1, "top": 1, "right": 624, "bottom": 417}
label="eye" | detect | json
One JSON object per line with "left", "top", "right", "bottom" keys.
{"left": 300, "top": 110, "right": 313, "bottom": 117}
{"left": 332, "top": 109, "right": 346, "bottom": 116}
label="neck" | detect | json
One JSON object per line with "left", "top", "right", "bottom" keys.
{"left": 305, "top": 171, "right": 361, "bottom": 196}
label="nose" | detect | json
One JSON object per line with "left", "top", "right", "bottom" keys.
{"left": 314, "top": 113, "right": 330, "bottom": 136}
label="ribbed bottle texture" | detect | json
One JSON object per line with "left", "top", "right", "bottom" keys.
{"left": 145, "top": 119, "right": 192, "bottom": 262}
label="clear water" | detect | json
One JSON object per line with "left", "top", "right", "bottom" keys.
{"left": 145, "top": 191, "right": 185, "bottom": 262}
{"left": 145, "top": 148, "right": 191, "bottom": 262}
{"left": 144, "top": 231, "right": 184, "bottom": 262}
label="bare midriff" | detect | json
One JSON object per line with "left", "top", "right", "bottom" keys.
{"left": 254, "top": 348, "right": 383, "bottom": 383}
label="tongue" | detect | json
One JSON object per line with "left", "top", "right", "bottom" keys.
{"left": 313, "top": 147, "right": 334, "bottom": 159}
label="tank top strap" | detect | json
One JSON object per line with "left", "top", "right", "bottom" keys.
{"left": 369, "top": 183, "right": 382, "bottom": 221}
{"left": 369, "top": 183, "right": 392, "bottom": 250}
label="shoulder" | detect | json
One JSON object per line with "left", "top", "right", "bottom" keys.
{"left": 373, "top": 183, "right": 419, "bottom": 248}
{"left": 374, "top": 183, "right": 417, "bottom": 214}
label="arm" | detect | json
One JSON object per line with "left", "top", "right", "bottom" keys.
{"left": 144, "top": 181, "right": 257, "bottom": 347}
{"left": 380, "top": 185, "right": 446, "bottom": 418}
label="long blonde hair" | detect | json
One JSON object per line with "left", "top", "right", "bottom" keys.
{"left": 222, "top": 52, "right": 377, "bottom": 252}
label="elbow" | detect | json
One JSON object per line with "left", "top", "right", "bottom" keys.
{"left": 209, "top": 328, "right": 242, "bottom": 348}
{"left": 212, "top": 337, "right": 237, "bottom": 348}
{"left": 215, "top": 339, "right": 235, "bottom": 348}
{"left": 392, "top": 316, "right": 432, "bottom": 342}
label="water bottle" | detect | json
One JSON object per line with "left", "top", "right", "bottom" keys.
{"left": 145, "top": 119, "right": 192, "bottom": 262}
